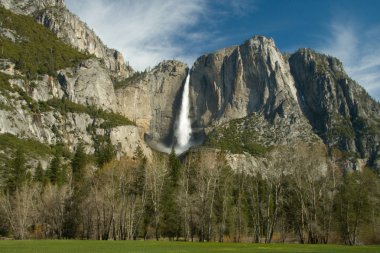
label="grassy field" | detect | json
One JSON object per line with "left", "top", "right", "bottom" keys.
{"left": 0, "top": 240, "right": 379, "bottom": 253}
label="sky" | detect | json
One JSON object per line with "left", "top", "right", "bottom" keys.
{"left": 65, "top": 0, "right": 380, "bottom": 100}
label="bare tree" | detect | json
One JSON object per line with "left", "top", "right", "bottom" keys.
{"left": 1, "top": 184, "right": 39, "bottom": 239}
{"left": 145, "top": 153, "right": 166, "bottom": 240}
{"left": 38, "top": 184, "right": 69, "bottom": 238}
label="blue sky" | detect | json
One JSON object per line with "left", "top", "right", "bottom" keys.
{"left": 65, "top": 0, "right": 380, "bottom": 100}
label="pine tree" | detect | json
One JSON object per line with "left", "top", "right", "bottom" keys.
{"left": 7, "top": 149, "right": 27, "bottom": 192}
{"left": 63, "top": 143, "right": 88, "bottom": 239}
{"left": 161, "top": 148, "right": 182, "bottom": 239}
{"left": 168, "top": 148, "right": 181, "bottom": 188}
{"left": 34, "top": 162, "right": 45, "bottom": 183}
{"left": 132, "top": 145, "right": 147, "bottom": 195}
{"left": 48, "top": 154, "right": 61, "bottom": 185}
{"left": 71, "top": 143, "right": 86, "bottom": 184}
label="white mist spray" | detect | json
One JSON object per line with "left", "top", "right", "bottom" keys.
{"left": 175, "top": 71, "right": 192, "bottom": 148}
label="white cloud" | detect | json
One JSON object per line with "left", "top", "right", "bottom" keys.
{"left": 65, "top": 0, "right": 257, "bottom": 71}
{"left": 65, "top": 0, "right": 206, "bottom": 70}
{"left": 319, "top": 21, "right": 380, "bottom": 100}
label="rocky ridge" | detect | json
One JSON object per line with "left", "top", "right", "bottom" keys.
{"left": 0, "top": 0, "right": 379, "bottom": 173}
{"left": 188, "top": 36, "right": 380, "bottom": 171}
{"left": 190, "top": 36, "right": 300, "bottom": 127}
{"left": 0, "top": 0, "right": 133, "bottom": 79}
{"left": 0, "top": 1, "right": 150, "bottom": 164}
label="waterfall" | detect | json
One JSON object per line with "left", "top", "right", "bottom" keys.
{"left": 147, "top": 71, "right": 193, "bottom": 155}
{"left": 175, "top": 71, "right": 192, "bottom": 149}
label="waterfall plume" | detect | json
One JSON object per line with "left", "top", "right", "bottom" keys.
{"left": 175, "top": 71, "right": 192, "bottom": 148}
{"left": 146, "top": 70, "right": 195, "bottom": 155}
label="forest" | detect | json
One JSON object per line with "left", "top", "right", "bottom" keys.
{"left": 0, "top": 143, "right": 379, "bottom": 245}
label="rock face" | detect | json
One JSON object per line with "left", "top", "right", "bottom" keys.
{"left": 0, "top": 73, "right": 148, "bottom": 157}
{"left": 1, "top": 0, "right": 379, "bottom": 171}
{"left": 0, "top": 1, "right": 146, "bottom": 160}
{"left": 190, "top": 36, "right": 300, "bottom": 128}
{"left": 190, "top": 36, "right": 380, "bottom": 170}
{"left": 57, "top": 59, "right": 118, "bottom": 112}
{"left": 0, "top": 0, "right": 64, "bottom": 15}
{"left": 0, "top": 0, "right": 133, "bottom": 79}
{"left": 116, "top": 60, "right": 188, "bottom": 145}
{"left": 289, "top": 49, "right": 380, "bottom": 167}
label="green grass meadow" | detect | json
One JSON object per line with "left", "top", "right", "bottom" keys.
{"left": 0, "top": 240, "right": 379, "bottom": 253}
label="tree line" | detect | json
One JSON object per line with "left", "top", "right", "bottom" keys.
{"left": 0, "top": 143, "right": 379, "bottom": 245}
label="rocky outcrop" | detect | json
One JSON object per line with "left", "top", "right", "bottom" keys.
{"left": 191, "top": 36, "right": 380, "bottom": 170}
{"left": 116, "top": 60, "right": 188, "bottom": 145}
{"left": 110, "top": 125, "right": 152, "bottom": 159}
{"left": 57, "top": 59, "right": 118, "bottom": 112}
{"left": 1, "top": 0, "right": 379, "bottom": 171}
{"left": 0, "top": 0, "right": 64, "bottom": 15}
{"left": 190, "top": 36, "right": 300, "bottom": 129}
{"left": 0, "top": 0, "right": 133, "bottom": 79}
{"left": 35, "top": 6, "right": 133, "bottom": 79}
{"left": 0, "top": 0, "right": 146, "bottom": 161}
{"left": 289, "top": 49, "right": 380, "bottom": 167}
{"left": 0, "top": 75, "right": 148, "bottom": 157}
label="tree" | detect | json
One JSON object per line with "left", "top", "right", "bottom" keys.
{"left": 0, "top": 185, "right": 39, "bottom": 239}
{"left": 38, "top": 184, "right": 69, "bottom": 238}
{"left": 7, "top": 149, "right": 27, "bottom": 192}
{"left": 161, "top": 149, "right": 182, "bottom": 239}
{"left": 213, "top": 153, "right": 232, "bottom": 242}
{"left": 63, "top": 143, "right": 88, "bottom": 239}
{"left": 33, "top": 162, "right": 45, "bottom": 184}
{"left": 71, "top": 143, "right": 87, "bottom": 184}
{"left": 334, "top": 168, "right": 378, "bottom": 245}
{"left": 94, "top": 137, "right": 115, "bottom": 167}
{"left": 283, "top": 143, "right": 335, "bottom": 244}
{"left": 168, "top": 148, "right": 181, "bottom": 187}
{"left": 47, "top": 154, "right": 60, "bottom": 185}
{"left": 145, "top": 154, "right": 166, "bottom": 240}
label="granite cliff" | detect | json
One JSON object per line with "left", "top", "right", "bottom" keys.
{"left": 0, "top": 0, "right": 132, "bottom": 79}
{"left": 0, "top": 0, "right": 379, "bottom": 173}
{"left": 189, "top": 36, "right": 380, "bottom": 171}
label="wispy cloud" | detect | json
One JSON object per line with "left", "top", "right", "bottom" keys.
{"left": 65, "top": 0, "right": 256, "bottom": 71}
{"left": 319, "top": 21, "right": 380, "bottom": 100}
{"left": 66, "top": 0, "right": 206, "bottom": 70}
{"left": 218, "top": 0, "right": 257, "bottom": 17}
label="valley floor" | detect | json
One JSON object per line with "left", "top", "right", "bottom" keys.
{"left": 0, "top": 240, "right": 379, "bottom": 253}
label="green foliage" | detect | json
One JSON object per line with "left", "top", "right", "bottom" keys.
{"left": 167, "top": 148, "right": 181, "bottom": 187}
{"left": 6, "top": 149, "right": 27, "bottom": 192}
{"left": 64, "top": 144, "right": 90, "bottom": 239}
{"left": 0, "top": 7, "right": 89, "bottom": 78}
{"left": 0, "top": 72, "right": 11, "bottom": 91}
{"left": 353, "top": 116, "right": 379, "bottom": 137}
{"left": 329, "top": 118, "right": 355, "bottom": 141}
{"left": 94, "top": 136, "right": 115, "bottom": 166}
{"left": 206, "top": 119, "right": 269, "bottom": 156}
{"left": 0, "top": 133, "right": 53, "bottom": 158}
{"left": 161, "top": 149, "right": 183, "bottom": 239}
{"left": 71, "top": 143, "right": 87, "bottom": 184}
{"left": 47, "top": 153, "right": 66, "bottom": 186}
{"left": 113, "top": 71, "right": 147, "bottom": 89}
{"left": 132, "top": 146, "right": 147, "bottom": 194}
{"left": 42, "top": 98, "right": 134, "bottom": 128}
{"left": 334, "top": 169, "right": 379, "bottom": 245}
{"left": 33, "top": 162, "right": 47, "bottom": 184}
{"left": 0, "top": 100, "right": 12, "bottom": 111}
{"left": 62, "top": 194, "right": 83, "bottom": 239}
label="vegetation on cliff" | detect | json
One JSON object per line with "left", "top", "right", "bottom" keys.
{"left": 205, "top": 118, "right": 269, "bottom": 156}
{"left": 0, "top": 6, "right": 89, "bottom": 77}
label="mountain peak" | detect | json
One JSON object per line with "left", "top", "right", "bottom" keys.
{"left": 244, "top": 35, "right": 275, "bottom": 47}
{"left": 0, "top": 0, "right": 65, "bottom": 15}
